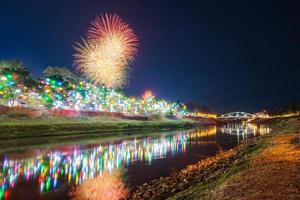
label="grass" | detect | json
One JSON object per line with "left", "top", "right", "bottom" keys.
{"left": 168, "top": 135, "right": 270, "bottom": 200}
{"left": 0, "top": 115, "right": 197, "bottom": 137}
{"left": 0, "top": 114, "right": 199, "bottom": 154}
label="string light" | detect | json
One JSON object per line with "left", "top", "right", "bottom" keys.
{"left": 0, "top": 74, "right": 188, "bottom": 116}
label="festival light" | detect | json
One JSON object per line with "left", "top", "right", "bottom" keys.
{"left": 0, "top": 73, "right": 42, "bottom": 107}
{"left": 142, "top": 90, "right": 154, "bottom": 100}
{"left": 34, "top": 77, "right": 188, "bottom": 116}
{"left": 0, "top": 76, "right": 188, "bottom": 116}
{"left": 188, "top": 112, "right": 217, "bottom": 119}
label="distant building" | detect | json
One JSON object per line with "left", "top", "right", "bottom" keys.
{"left": 254, "top": 111, "right": 270, "bottom": 118}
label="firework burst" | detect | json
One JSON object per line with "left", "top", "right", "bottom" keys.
{"left": 74, "top": 14, "right": 138, "bottom": 88}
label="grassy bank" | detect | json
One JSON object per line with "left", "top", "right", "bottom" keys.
{"left": 0, "top": 115, "right": 199, "bottom": 154}
{"left": 129, "top": 117, "right": 300, "bottom": 200}
{"left": 0, "top": 115, "right": 197, "bottom": 138}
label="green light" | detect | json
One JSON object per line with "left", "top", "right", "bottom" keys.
{"left": 46, "top": 177, "right": 51, "bottom": 191}
{"left": 0, "top": 188, "right": 4, "bottom": 200}
{"left": 6, "top": 74, "right": 13, "bottom": 79}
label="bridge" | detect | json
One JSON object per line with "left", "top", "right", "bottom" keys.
{"left": 217, "top": 112, "right": 256, "bottom": 120}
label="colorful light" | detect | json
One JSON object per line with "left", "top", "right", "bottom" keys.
{"left": 0, "top": 127, "right": 217, "bottom": 199}
{"left": 142, "top": 90, "right": 154, "bottom": 100}
{"left": 74, "top": 13, "right": 138, "bottom": 89}
{"left": 35, "top": 78, "right": 188, "bottom": 116}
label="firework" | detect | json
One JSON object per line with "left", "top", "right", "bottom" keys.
{"left": 74, "top": 14, "right": 138, "bottom": 89}
{"left": 74, "top": 39, "right": 126, "bottom": 88}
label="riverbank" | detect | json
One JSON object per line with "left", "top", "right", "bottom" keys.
{"left": 128, "top": 117, "right": 300, "bottom": 200}
{"left": 0, "top": 115, "right": 203, "bottom": 154}
{"left": 0, "top": 115, "right": 198, "bottom": 137}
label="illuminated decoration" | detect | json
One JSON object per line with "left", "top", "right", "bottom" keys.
{"left": 0, "top": 74, "right": 188, "bottom": 116}
{"left": 259, "top": 112, "right": 300, "bottom": 119}
{"left": 254, "top": 111, "right": 270, "bottom": 119}
{"left": 0, "top": 66, "right": 190, "bottom": 116}
{"left": 37, "top": 77, "right": 187, "bottom": 116}
{"left": 0, "top": 127, "right": 216, "bottom": 199}
{"left": 142, "top": 90, "right": 153, "bottom": 100}
{"left": 217, "top": 112, "right": 256, "bottom": 120}
{"left": 74, "top": 14, "right": 138, "bottom": 89}
{"left": 188, "top": 112, "right": 217, "bottom": 119}
{"left": 0, "top": 73, "right": 16, "bottom": 105}
{"left": 0, "top": 73, "right": 42, "bottom": 107}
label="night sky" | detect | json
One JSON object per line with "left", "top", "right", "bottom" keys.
{"left": 0, "top": 0, "right": 299, "bottom": 113}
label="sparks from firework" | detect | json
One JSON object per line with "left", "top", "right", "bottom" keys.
{"left": 74, "top": 14, "right": 138, "bottom": 89}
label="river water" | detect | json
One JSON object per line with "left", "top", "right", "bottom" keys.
{"left": 0, "top": 123, "right": 270, "bottom": 200}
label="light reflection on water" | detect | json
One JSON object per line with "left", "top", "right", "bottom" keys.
{"left": 220, "top": 123, "right": 271, "bottom": 141}
{"left": 0, "top": 123, "right": 269, "bottom": 200}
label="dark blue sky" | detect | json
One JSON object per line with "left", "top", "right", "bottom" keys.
{"left": 0, "top": 0, "right": 299, "bottom": 113}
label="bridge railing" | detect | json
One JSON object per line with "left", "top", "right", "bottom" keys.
{"left": 217, "top": 112, "right": 256, "bottom": 119}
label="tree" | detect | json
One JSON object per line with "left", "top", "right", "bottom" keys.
{"left": 0, "top": 60, "right": 37, "bottom": 106}
{"left": 280, "top": 101, "right": 300, "bottom": 114}
{"left": 43, "top": 66, "right": 79, "bottom": 84}
{"left": 41, "top": 66, "right": 79, "bottom": 109}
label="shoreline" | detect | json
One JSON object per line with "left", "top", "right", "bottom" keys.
{"left": 0, "top": 116, "right": 208, "bottom": 155}
{"left": 0, "top": 116, "right": 201, "bottom": 138}
{"left": 0, "top": 127, "right": 199, "bottom": 156}
{"left": 128, "top": 116, "right": 300, "bottom": 200}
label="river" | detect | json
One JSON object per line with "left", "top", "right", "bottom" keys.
{"left": 0, "top": 123, "right": 270, "bottom": 200}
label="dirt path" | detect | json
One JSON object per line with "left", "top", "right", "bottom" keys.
{"left": 210, "top": 133, "right": 300, "bottom": 200}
